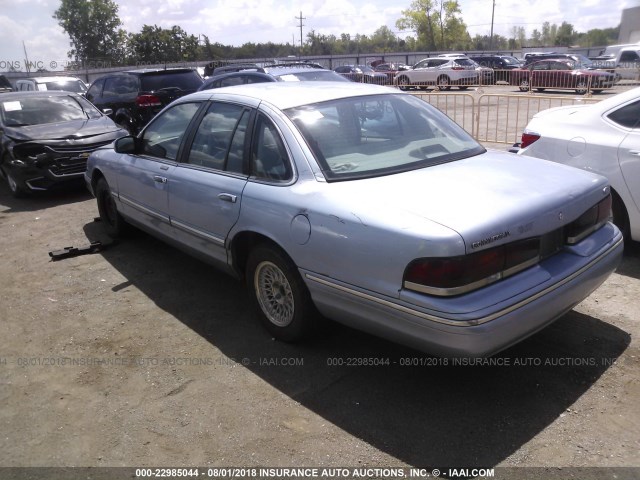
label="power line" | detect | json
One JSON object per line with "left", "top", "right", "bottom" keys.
{"left": 295, "top": 11, "right": 306, "bottom": 52}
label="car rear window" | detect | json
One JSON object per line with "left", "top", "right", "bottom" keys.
{"left": 140, "top": 71, "right": 203, "bottom": 92}
{"left": 41, "top": 81, "right": 87, "bottom": 93}
{"left": 287, "top": 93, "right": 483, "bottom": 181}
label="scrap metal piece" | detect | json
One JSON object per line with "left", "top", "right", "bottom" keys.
{"left": 48, "top": 241, "right": 110, "bottom": 261}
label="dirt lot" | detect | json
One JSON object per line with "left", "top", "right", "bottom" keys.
{"left": 1, "top": 171, "right": 639, "bottom": 477}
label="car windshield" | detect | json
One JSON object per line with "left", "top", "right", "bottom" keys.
{"left": 140, "top": 71, "right": 203, "bottom": 91}
{"left": 286, "top": 93, "right": 483, "bottom": 181}
{"left": 356, "top": 65, "right": 375, "bottom": 72}
{"left": 0, "top": 95, "right": 102, "bottom": 126}
{"left": 571, "top": 55, "right": 594, "bottom": 69}
{"left": 41, "top": 80, "right": 87, "bottom": 93}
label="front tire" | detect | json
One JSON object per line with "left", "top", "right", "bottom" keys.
{"left": 575, "top": 81, "right": 588, "bottom": 95}
{"left": 6, "top": 170, "right": 27, "bottom": 198}
{"left": 246, "top": 244, "right": 317, "bottom": 342}
{"left": 1, "top": 155, "right": 27, "bottom": 198}
{"left": 95, "top": 177, "right": 127, "bottom": 238}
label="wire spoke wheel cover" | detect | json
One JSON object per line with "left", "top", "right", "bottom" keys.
{"left": 246, "top": 244, "right": 318, "bottom": 341}
{"left": 254, "top": 261, "right": 295, "bottom": 327}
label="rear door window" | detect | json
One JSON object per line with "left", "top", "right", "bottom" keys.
{"left": 187, "top": 102, "right": 249, "bottom": 173}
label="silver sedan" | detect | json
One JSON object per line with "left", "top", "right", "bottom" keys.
{"left": 85, "top": 82, "right": 623, "bottom": 357}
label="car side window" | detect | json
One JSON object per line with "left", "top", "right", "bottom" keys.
{"left": 620, "top": 51, "right": 640, "bottom": 63}
{"left": 86, "top": 78, "right": 105, "bottom": 101}
{"left": 532, "top": 62, "right": 548, "bottom": 71}
{"left": 251, "top": 114, "right": 292, "bottom": 181}
{"left": 141, "top": 102, "right": 201, "bottom": 160}
{"left": 187, "top": 102, "right": 248, "bottom": 172}
{"left": 607, "top": 100, "right": 640, "bottom": 129}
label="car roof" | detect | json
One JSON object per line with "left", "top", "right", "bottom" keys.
{"left": 186, "top": 82, "right": 398, "bottom": 110}
{"left": 22, "top": 76, "right": 83, "bottom": 83}
{"left": 590, "top": 85, "right": 640, "bottom": 113}
{"left": 264, "top": 65, "right": 328, "bottom": 75}
{"left": 199, "top": 71, "right": 275, "bottom": 90}
{"left": 120, "top": 68, "right": 197, "bottom": 75}
{"left": 0, "top": 91, "right": 80, "bottom": 100}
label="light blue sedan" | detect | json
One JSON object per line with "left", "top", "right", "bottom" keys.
{"left": 85, "top": 82, "right": 623, "bottom": 357}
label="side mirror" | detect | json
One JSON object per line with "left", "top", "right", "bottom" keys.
{"left": 114, "top": 136, "right": 137, "bottom": 154}
{"left": 102, "top": 108, "right": 113, "bottom": 116}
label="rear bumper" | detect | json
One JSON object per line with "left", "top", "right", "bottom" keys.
{"left": 304, "top": 224, "right": 623, "bottom": 357}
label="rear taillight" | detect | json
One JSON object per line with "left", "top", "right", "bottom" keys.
{"left": 136, "top": 94, "right": 162, "bottom": 107}
{"left": 403, "top": 238, "right": 540, "bottom": 296}
{"left": 404, "top": 195, "right": 612, "bottom": 296}
{"left": 520, "top": 131, "right": 540, "bottom": 148}
{"left": 565, "top": 194, "right": 612, "bottom": 244}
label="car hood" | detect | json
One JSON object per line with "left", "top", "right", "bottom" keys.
{"left": 322, "top": 150, "right": 609, "bottom": 254}
{"left": 3, "top": 117, "right": 122, "bottom": 142}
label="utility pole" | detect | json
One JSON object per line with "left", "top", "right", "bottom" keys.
{"left": 295, "top": 11, "right": 305, "bottom": 53}
{"left": 489, "top": 0, "right": 496, "bottom": 51}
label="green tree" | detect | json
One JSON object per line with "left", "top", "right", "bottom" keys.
{"left": 541, "top": 21, "right": 557, "bottom": 45}
{"left": 555, "top": 21, "right": 577, "bottom": 46}
{"left": 53, "top": 0, "right": 125, "bottom": 62}
{"left": 576, "top": 26, "right": 619, "bottom": 47}
{"left": 396, "top": 0, "right": 470, "bottom": 50}
{"left": 128, "top": 25, "right": 200, "bottom": 63}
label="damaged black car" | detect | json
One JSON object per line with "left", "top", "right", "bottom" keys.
{"left": 0, "top": 91, "right": 127, "bottom": 197}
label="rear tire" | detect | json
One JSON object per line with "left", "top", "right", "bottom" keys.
{"left": 519, "top": 79, "right": 530, "bottom": 92}
{"left": 396, "top": 76, "right": 411, "bottom": 90}
{"left": 575, "top": 81, "right": 588, "bottom": 95}
{"left": 436, "top": 75, "right": 451, "bottom": 90}
{"left": 95, "top": 177, "right": 127, "bottom": 238}
{"left": 246, "top": 244, "right": 318, "bottom": 342}
{"left": 612, "top": 191, "right": 631, "bottom": 243}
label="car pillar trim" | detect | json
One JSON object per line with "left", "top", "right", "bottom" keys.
{"left": 170, "top": 219, "right": 226, "bottom": 246}
{"left": 305, "top": 235, "right": 622, "bottom": 328}
{"left": 118, "top": 194, "right": 171, "bottom": 224}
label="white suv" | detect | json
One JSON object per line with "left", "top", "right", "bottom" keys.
{"left": 394, "top": 57, "right": 479, "bottom": 90}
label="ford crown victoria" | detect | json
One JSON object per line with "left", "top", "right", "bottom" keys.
{"left": 85, "top": 83, "right": 623, "bottom": 356}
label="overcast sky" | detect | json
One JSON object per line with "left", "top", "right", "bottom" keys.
{"left": 0, "top": 0, "right": 636, "bottom": 71}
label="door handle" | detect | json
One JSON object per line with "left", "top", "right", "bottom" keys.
{"left": 629, "top": 150, "right": 640, "bottom": 156}
{"left": 218, "top": 193, "right": 237, "bottom": 203}
{"left": 153, "top": 175, "right": 167, "bottom": 183}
